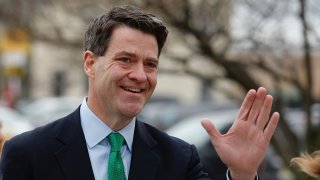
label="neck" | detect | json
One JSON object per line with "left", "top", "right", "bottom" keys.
{"left": 86, "top": 96, "right": 133, "bottom": 131}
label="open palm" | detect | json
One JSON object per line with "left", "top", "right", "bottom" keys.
{"left": 202, "top": 87, "right": 279, "bottom": 179}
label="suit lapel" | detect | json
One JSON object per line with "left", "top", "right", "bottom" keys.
{"left": 53, "top": 109, "right": 161, "bottom": 180}
{"left": 128, "top": 121, "right": 161, "bottom": 180}
{"left": 54, "top": 107, "right": 95, "bottom": 180}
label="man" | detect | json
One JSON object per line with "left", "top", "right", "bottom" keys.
{"left": 0, "top": 5, "right": 279, "bottom": 180}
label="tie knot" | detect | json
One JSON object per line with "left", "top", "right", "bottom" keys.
{"left": 108, "top": 132, "right": 124, "bottom": 152}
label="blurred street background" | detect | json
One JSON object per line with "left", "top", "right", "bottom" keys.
{"left": 0, "top": 0, "right": 320, "bottom": 179}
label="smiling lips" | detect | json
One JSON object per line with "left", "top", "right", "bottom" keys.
{"left": 123, "top": 87, "right": 144, "bottom": 93}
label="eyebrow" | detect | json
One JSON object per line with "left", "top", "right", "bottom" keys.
{"left": 114, "top": 51, "right": 136, "bottom": 58}
{"left": 114, "top": 51, "right": 159, "bottom": 61}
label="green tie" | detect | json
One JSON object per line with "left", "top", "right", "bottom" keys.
{"left": 108, "top": 132, "right": 126, "bottom": 180}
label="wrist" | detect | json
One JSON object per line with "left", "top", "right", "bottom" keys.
{"left": 229, "top": 168, "right": 257, "bottom": 180}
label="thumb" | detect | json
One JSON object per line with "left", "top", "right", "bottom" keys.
{"left": 201, "top": 119, "right": 221, "bottom": 142}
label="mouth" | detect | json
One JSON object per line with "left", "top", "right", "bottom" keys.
{"left": 123, "top": 87, "right": 144, "bottom": 93}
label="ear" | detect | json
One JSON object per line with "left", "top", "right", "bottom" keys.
{"left": 83, "top": 51, "right": 97, "bottom": 78}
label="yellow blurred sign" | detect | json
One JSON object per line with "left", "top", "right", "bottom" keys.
{"left": 0, "top": 28, "right": 30, "bottom": 76}
{"left": 0, "top": 29, "right": 30, "bottom": 53}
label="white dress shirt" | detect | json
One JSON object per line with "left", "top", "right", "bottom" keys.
{"left": 80, "top": 98, "right": 135, "bottom": 180}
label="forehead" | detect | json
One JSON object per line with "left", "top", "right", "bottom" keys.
{"left": 106, "top": 26, "right": 159, "bottom": 57}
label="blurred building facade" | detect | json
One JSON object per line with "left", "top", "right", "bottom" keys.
{"left": 0, "top": 0, "right": 233, "bottom": 106}
{"left": 0, "top": 0, "right": 319, "bottom": 108}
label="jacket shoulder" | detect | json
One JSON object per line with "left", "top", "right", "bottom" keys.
{"left": 141, "top": 121, "right": 192, "bottom": 149}
{"left": 4, "top": 107, "right": 80, "bottom": 153}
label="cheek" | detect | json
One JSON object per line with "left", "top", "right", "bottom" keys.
{"left": 106, "top": 66, "right": 126, "bottom": 83}
{"left": 149, "top": 73, "right": 157, "bottom": 89}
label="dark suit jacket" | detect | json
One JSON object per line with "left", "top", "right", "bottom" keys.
{"left": 0, "top": 107, "right": 211, "bottom": 180}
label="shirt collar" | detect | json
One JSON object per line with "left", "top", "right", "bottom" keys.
{"left": 80, "top": 97, "right": 135, "bottom": 152}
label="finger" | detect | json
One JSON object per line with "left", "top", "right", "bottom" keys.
{"left": 247, "top": 87, "right": 267, "bottom": 123}
{"left": 264, "top": 112, "right": 280, "bottom": 142}
{"left": 256, "top": 95, "right": 273, "bottom": 130}
{"left": 236, "top": 89, "right": 256, "bottom": 121}
{"left": 201, "top": 119, "right": 221, "bottom": 142}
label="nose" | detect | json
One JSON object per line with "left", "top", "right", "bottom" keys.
{"left": 128, "top": 63, "right": 147, "bottom": 82}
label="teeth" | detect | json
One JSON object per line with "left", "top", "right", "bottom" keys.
{"left": 125, "top": 87, "right": 142, "bottom": 92}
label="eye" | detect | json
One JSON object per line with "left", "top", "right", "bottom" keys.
{"left": 118, "top": 57, "right": 130, "bottom": 63}
{"left": 145, "top": 61, "right": 158, "bottom": 69}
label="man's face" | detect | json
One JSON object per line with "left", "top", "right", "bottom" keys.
{"left": 88, "top": 26, "right": 159, "bottom": 121}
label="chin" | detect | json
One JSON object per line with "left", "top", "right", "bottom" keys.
{"left": 122, "top": 107, "right": 143, "bottom": 118}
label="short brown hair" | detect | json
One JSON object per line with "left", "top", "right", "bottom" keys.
{"left": 84, "top": 5, "right": 168, "bottom": 57}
